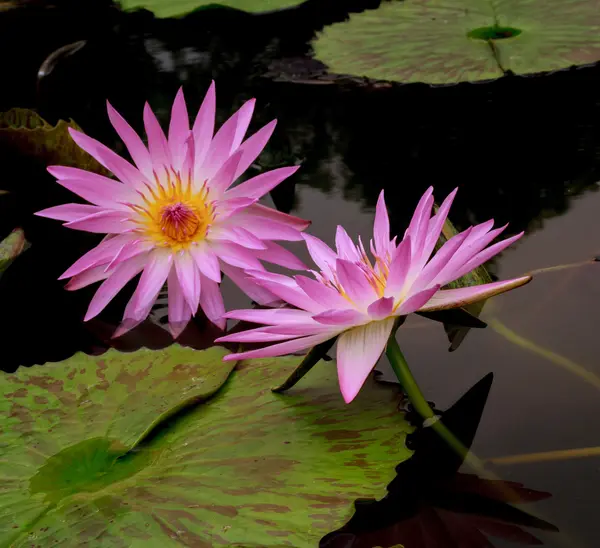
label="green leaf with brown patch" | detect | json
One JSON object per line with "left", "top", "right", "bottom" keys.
{"left": 0, "top": 228, "right": 30, "bottom": 280}
{"left": 1, "top": 351, "right": 411, "bottom": 546}
{"left": 312, "top": 0, "right": 600, "bottom": 84}
{"left": 119, "top": 0, "right": 306, "bottom": 18}
{"left": 0, "top": 108, "right": 109, "bottom": 175}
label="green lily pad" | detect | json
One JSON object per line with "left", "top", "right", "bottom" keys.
{"left": 1, "top": 348, "right": 411, "bottom": 546}
{"left": 0, "top": 228, "right": 30, "bottom": 280}
{"left": 313, "top": 0, "right": 600, "bottom": 84}
{"left": 119, "top": 0, "right": 305, "bottom": 18}
{"left": 0, "top": 108, "right": 109, "bottom": 175}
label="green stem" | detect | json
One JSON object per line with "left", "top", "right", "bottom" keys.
{"left": 386, "top": 336, "right": 435, "bottom": 420}
{"left": 386, "top": 336, "right": 477, "bottom": 468}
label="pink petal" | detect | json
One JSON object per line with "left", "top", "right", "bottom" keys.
{"left": 201, "top": 99, "right": 255, "bottom": 180}
{"left": 405, "top": 187, "right": 434, "bottom": 259}
{"left": 336, "top": 259, "right": 378, "bottom": 308}
{"left": 106, "top": 101, "right": 153, "bottom": 178}
{"left": 143, "top": 102, "right": 172, "bottom": 168}
{"left": 217, "top": 322, "right": 330, "bottom": 343}
{"left": 302, "top": 233, "right": 337, "bottom": 277}
{"left": 189, "top": 241, "right": 221, "bottom": 282}
{"left": 252, "top": 278, "right": 323, "bottom": 313}
{"left": 335, "top": 226, "right": 360, "bottom": 262}
{"left": 225, "top": 165, "right": 299, "bottom": 201}
{"left": 367, "top": 296, "right": 394, "bottom": 320}
{"left": 208, "top": 226, "right": 266, "bottom": 249}
{"left": 210, "top": 240, "right": 263, "bottom": 270}
{"left": 175, "top": 251, "right": 201, "bottom": 313}
{"left": 411, "top": 227, "right": 472, "bottom": 292}
{"left": 253, "top": 241, "right": 307, "bottom": 270}
{"left": 240, "top": 203, "right": 310, "bottom": 231}
{"left": 168, "top": 267, "right": 193, "bottom": 339}
{"left": 312, "top": 308, "right": 366, "bottom": 326}
{"left": 65, "top": 210, "right": 135, "bottom": 233}
{"left": 192, "top": 81, "right": 216, "bottom": 169}
{"left": 215, "top": 197, "right": 257, "bottom": 222}
{"left": 114, "top": 284, "right": 162, "bottom": 338}
{"left": 168, "top": 88, "right": 191, "bottom": 170}
{"left": 223, "top": 307, "right": 313, "bottom": 325}
{"left": 418, "top": 187, "right": 457, "bottom": 269}
{"left": 199, "top": 273, "right": 226, "bottom": 329}
{"left": 222, "top": 333, "right": 334, "bottom": 362}
{"left": 68, "top": 128, "right": 147, "bottom": 189}
{"left": 233, "top": 120, "right": 278, "bottom": 180}
{"left": 443, "top": 232, "right": 524, "bottom": 285}
{"left": 417, "top": 276, "right": 532, "bottom": 312}
{"left": 84, "top": 253, "right": 149, "bottom": 321}
{"left": 55, "top": 176, "right": 135, "bottom": 209}
{"left": 295, "top": 275, "right": 351, "bottom": 309}
{"left": 35, "top": 203, "right": 104, "bottom": 222}
{"left": 336, "top": 318, "right": 395, "bottom": 403}
{"left": 385, "top": 236, "right": 411, "bottom": 297}
{"left": 126, "top": 250, "right": 173, "bottom": 317}
{"left": 220, "top": 262, "right": 280, "bottom": 305}
{"left": 396, "top": 285, "right": 441, "bottom": 315}
{"left": 430, "top": 222, "right": 502, "bottom": 287}
{"left": 65, "top": 264, "right": 113, "bottom": 290}
{"left": 60, "top": 234, "right": 134, "bottom": 279}
{"left": 207, "top": 150, "right": 243, "bottom": 196}
{"left": 104, "top": 238, "right": 154, "bottom": 272}
{"left": 373, "top": 190, "right": 391, "bottom": 257}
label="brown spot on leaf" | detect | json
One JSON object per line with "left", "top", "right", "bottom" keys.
{"left": 95, "top": 360, "right": 109, "bottom": 390}
{"left": 116, "top": 366, "right": 152, "bottom": 393}
{"left": 34, "top": 395, "right": 48, "bottom": 404}
{"left": 195, "top": 505, "right": 238, "bottom": 518}
{"left": 67, "top": 368, "right": 77, "bottom": 380}
{"left": 246, "top": 504, "right": 291, "bottom": 514}
{"left": 25, "top": 375, "right": 64, "bottom": 393}
{"left": 5, "top": 387, "right": 27, "bottom": 398}
{"left": 321, "top": 430, "right": 359, "bottom": 441}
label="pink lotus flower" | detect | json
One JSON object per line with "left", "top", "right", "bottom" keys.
{"left": 36, "top": 84, "right": 309, "bottom": 337}
{"left": 217, "top": 187, "right": 531, "bottom": 403}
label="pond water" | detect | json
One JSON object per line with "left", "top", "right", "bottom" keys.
{"left": 1, "top": 1, "right": 600, "bottom": 546}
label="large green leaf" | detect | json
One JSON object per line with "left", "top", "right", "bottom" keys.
{"left": 119, "top": 0, "right": 306, "bottom": 18}
{"left": 0, "top": 108, "right": 109, "bottom": 174}
{"left": 0, "top": 228, "right": 30, "bottom": 280}
{"left": 313, "top": 0, "right": 600, "bottom": 84}
{"left": 1, "top": 347, "right": 411, "bottom": 546}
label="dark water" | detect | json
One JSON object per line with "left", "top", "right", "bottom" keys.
{"left": 1, "top": 1, "right": 600, "bottom": 546}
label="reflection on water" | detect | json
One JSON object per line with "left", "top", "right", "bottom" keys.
{"left": 1, "top": 1, "right": 600, "bottom": 546}
{"left": 321, "top": 374, "right": 558, "bottom": 547}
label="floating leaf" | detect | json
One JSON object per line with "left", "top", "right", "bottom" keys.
{"left": 313, "top": 0, "right": 600, "bottom": 84}
{"left": 1, "top": 348, "right": 411, "bottom": 546}
{"left": 119, "top": 0, "right": 306, "bottom": 18}
{"left": 0, "top": 228, "right": 30, "bottom": 280}
{"left": 0, "top": 108, "right": 109, "bottom": 174}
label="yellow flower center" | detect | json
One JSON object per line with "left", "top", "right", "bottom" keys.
{"left": 129, "top": 169, "right": 214, "bottom": 251}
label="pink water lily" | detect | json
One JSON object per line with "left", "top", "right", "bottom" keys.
{"left": 36, "top": 84, "right": 309, "bottom": 337}
{"left": 217, "top": 187, "right": 531, "bottom": 403}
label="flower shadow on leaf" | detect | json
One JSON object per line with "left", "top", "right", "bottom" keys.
{"left": 320, "top": 373, "right": 559, "bottom": 548}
